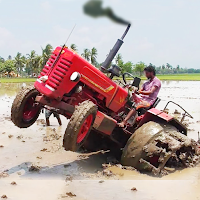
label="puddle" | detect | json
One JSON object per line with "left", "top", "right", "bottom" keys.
{"left": 0, "top": 81, "right": 200, "bottom": 200}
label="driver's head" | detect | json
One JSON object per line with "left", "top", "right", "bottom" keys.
{"left": 144, "top": 66, "right": 156, "bottom": 79}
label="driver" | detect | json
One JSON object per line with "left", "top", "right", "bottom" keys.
{"left": 118, "top": 66, "right": 161, "bottom": 128}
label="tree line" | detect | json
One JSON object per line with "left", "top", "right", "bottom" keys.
{"left": 0, "top": 43, "right": 199, "bottom": 77}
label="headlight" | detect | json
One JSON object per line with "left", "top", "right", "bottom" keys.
{"left": 39, "top": 75, "right": 48, "bottom": 83}
{"left": 70, "top": 72, "right": 81, "bottom": 82}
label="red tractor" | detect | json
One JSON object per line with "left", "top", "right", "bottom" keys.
{"left": 11, "top": 24, "right": 199, "bottom": 175}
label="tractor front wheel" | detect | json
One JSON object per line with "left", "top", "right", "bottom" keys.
{"left": 11, "top": 86, "right": 41, "bottom": 128}
{"left": 63, "top": 100, "right": 97, "bottom": 152}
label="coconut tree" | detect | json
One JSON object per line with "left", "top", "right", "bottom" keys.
{"left": 0, "top": 56, "right": 4, "bottom": 63}
{"left": 8, "top": 55, "right": 12, "bottom": 60}
{"left": 41, "top": 44, "right": 53, "bottom": 67}
{"left": 70, "top": 44, "right": 78, "bottom": 52}
{"left": 166, "top": 63, "right": 172, "bottom": 70}
{"left": 34, "top": 55, "right": 42, "bottom": 74}
{"left": 162, "top": 64, "right": 165, "bottom": 70}
{"left": 81, "top": 49, "right": 91, "bottom": 62}
{"left": 14, "top": 52, "right": 25, "bottom": 77}
{"left": 26, "top": 50, "right": 37, "bottom": 77}
{"left": 90, "top": 47, "right": 98, "bottom": 66}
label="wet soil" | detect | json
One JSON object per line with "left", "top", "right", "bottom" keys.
{"left": 0, "top": 81, "right": 200, "bottom": 200}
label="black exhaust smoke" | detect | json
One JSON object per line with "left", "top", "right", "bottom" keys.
{"left": 83, "top": 0, "right": 130, "bottom": 25}
{"left": 83, "top": 0, "right": 131, "bottom": 70}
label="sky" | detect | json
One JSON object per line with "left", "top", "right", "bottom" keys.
{"left": 0, "top": 0, "right": 200, "bottom": 68}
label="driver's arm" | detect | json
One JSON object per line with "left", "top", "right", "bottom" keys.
{"left": 138, "top": 86, "right": 157, "bottom": 95}
{"left": 136, "top": 85, "right": 144, "bottom": 93}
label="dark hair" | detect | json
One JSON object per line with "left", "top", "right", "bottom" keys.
{"left": 144, "top": 65, "right": 156, "bottom": 75}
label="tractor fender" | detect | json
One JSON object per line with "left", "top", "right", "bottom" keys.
{"left": 93, "top": 111, "right": 117, "bottom": 135}
{"left": 138, "top": 108, "right": 187, "bottom": 135}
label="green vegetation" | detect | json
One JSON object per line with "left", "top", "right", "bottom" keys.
{"left": 1, "top": 73, "right": 199, "bottom": 83}
{"left": 156, "top": 73, "right": 200, "bottom": 81}
{"left": 81, "top": 47, "right": 98, "bottom": 66}
{"left": 122, "top": 73, "right": 200, "bottom": 81}
{"left": 134, "top": 62, "right": 146, "bottom": 77}
{"left": 0, "top": 78, "right": 36, "bottom": 83}
{"left": 0, "top": 43, "right": 200, "bottom": 80}
{"left": 0, "top": 44, "right": 54, "bottom": 78}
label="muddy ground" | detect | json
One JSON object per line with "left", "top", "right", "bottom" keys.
{"left": 0, "top": 81, "right": 200, "bottom": 200}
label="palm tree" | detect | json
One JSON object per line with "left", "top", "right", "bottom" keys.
{"left": 14, "top": 52, "right": 25, "bottom": 77}
{"left": 81, "top": 49, "right": 91, "bottom": 62}
{"left": 115, "top": 54, "right": 122, "bottom": 65}
{"left": 8, "top": 55, "right": 12, "bottom": 60}
{"left": 41, "top": 44, "right": 53, "bottom": 67}
{"left": 162, "top": 64, "right": 165, "bottom": 70}
{"left": 0, "top": 56, "right": 4, "bottom": 63}
{"left": 26, "top": 50, "right": 37, "bottom": 77}
{"left": 90, "top": 47, "right": 98, "bottom": 66}
{"left": 149, "top": 63, "right": 153, "bottom": 66}
{"left": 34, "top": 55, "right": 42, "bottom": 74}
{"left": 70, "top": 44, "right": 78, "bottom": 52}
{"left": 166, "top": 63, "right": 172, "bottom": 70}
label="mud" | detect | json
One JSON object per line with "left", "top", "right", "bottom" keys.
{"left": 10, "top": 181, "right": 17, "bottom": 185}
{"left": 0, "top": 81, "right": 200, "bottom": 200}
{"left": 29, "top": 165, "right": 41, "bottom": 172}
{"left": 121, "top": 121, "right": 200, "bottom": 175}
{"left": 0, "top": 172, "right": 9, "bottom": 178}
{"left": 131, "top": 187, "right": 137, "bottom": 191}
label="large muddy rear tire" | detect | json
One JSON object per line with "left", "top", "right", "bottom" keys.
{"left": 121, "top": 121, "right": 199, "bottom": 175}
{"left": 11, "top": 86, "right": 41, "bottom": 128}
{"left": 63, "top": 100, "right": 97, "bottom": 152}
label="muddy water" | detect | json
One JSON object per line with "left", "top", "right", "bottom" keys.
{"left": 0, "top": 81, "right": 200, "bottom": 200}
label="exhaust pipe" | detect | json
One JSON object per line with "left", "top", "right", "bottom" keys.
{"left": 101, "top": 24, "right": 131, "bottom": 71}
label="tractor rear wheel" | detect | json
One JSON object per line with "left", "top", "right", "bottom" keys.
{"left": 63, "top": 100, "right": 97, "bottom": 152}
{"left": 11, "top": 86, "right": 41, "bottom": 128}
{"left": 121, "top": 121, "right": 199, "bottom": 175}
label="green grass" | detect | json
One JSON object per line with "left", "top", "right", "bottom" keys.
{"left": 0, "top": 78, "right": 36, "bottom": 83}
{"left": 121, "top": 73, "right": 200, "bottom": 81}
{"left": 156, "top": 73, "right": 200, "bottom": 81}
{"left": 0, "top": 73, "right": 200, "bottom": 83}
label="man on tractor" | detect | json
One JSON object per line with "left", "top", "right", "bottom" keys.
{"left": 118, "top": 66, "right": 161, "bottom": 128}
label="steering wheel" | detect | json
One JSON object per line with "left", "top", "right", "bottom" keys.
{"left": 122, "top": 72, "right": 135, "bottom": 85}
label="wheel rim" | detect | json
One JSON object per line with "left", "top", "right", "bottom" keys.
{"left": 150, "top": 156, "right": 159, "bottom": 167}
{"left": 77, "top": 114, "right": 93, "bottom": 144}
{"left": 23, "top": 95, "right": 40, "bottom": 121}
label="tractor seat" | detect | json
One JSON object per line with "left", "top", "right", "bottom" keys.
{"left": 137, "top": 97, "right": 161, "bottom": 116}
{"left": 150, "top": 97, "right": 161, "bottom": 109}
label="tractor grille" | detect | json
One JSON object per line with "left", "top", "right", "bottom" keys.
{"left": 40, "top": 53, "right": 57, "bottom": 77}
{"left": 41, "top": 54, "right": 72, "bottom": 90}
